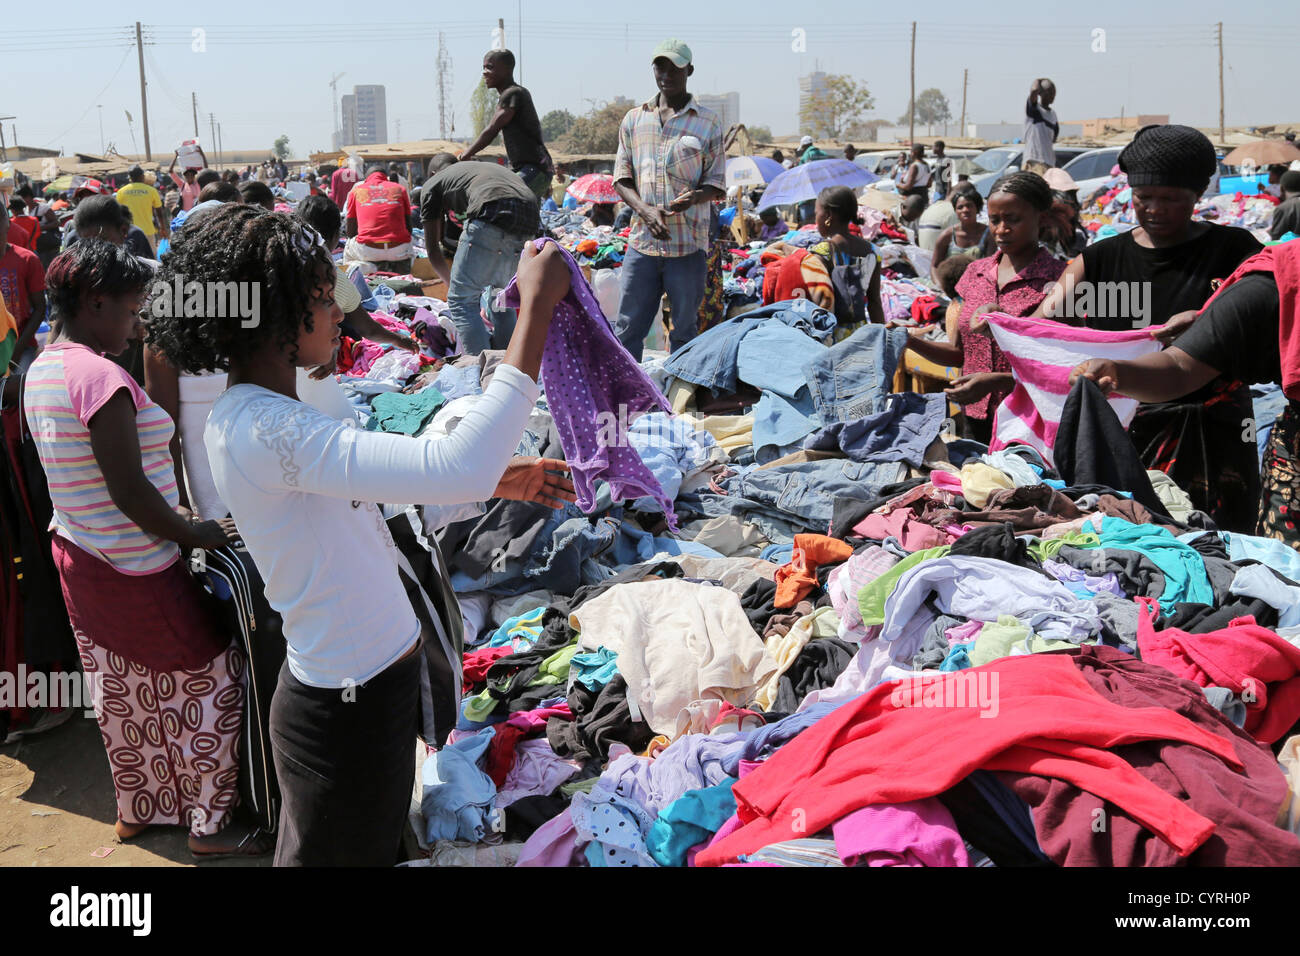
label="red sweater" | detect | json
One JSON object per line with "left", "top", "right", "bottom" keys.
{"left": 1136, "top": 595, "right": 1300, "bottom": 744}
{"left": 697, "top": 653, "right": 1241, "bottom": 865}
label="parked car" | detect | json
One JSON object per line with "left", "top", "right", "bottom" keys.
{"left": 1061, "top": 147, "right": 1124, "bottom": 202}
{"left": 969, "top": 145, "right": 1093, "bottom": 197}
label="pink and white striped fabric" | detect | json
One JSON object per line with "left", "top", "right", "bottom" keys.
{"left": 985, "top": 313, "right": 1165, "bottom": 467}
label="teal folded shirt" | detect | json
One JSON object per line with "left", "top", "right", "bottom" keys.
{"left": 646, "top": 777, "right": 737, "bottom": 867}
{"left": 366, "top": 387, "right": 445, "bottom": 435}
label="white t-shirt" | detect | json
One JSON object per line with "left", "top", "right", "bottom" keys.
{"left": 1023, "top": 104, "right": 1058, "bottom": 166}
{"left": 205, "top": 363, "right": 539, "bottom": 688}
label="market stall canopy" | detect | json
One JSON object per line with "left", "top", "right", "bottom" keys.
{"left": 9, "top": 156, "right": 162, "bottom": 180}
{"left": 758, "top": 158, "right": 879, "bottom": 210}
{"left": 1223, "top": 140, "right": 1300, "bottom": 167}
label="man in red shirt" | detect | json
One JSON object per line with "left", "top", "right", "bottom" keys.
{"left": 330, "top": 162, "right": 358, "bottom": 209}
{"left": 7, "top": 199, "right": 36, "bottom": 250}
{"left": 0, "top": 203, "right": 46, "bottom": 400}
{"left": 342, "top": 164, "right": 415, "bottom": 273}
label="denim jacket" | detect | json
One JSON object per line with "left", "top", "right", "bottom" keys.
{"left": 803, "top": 323, "right": 910, "bottom": 424}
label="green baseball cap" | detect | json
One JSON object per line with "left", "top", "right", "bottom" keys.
{"left": 651, "top": 39, "right": 692, "bottom": 68}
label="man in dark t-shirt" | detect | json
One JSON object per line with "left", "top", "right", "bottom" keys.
{"left": 420, "top": 153, "right": 540, "bottom": 355}
{"left": 458, "top": 49, "right": 553, "bottom": 201}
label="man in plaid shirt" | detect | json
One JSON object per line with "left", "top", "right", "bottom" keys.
{"left": 613, "top": 39, "right": 726, "bottom": 361}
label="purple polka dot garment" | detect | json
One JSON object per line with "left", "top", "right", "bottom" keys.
{"left": 496, "top": 238, "right": 678, "bottom": 530}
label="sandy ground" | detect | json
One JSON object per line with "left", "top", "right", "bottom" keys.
{"left": 0, "top": 714, "right": 267, "bottom": 868}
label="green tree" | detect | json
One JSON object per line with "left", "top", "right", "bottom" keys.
{"left": 898, "top": 88, "right": 953, "bottom": 135}
{"left": 469, "top": 80, "right": 499, "bottom": 137}
{"left": 559, "top": 101, "right": 628, "bottom": 154}
{"left": 272, "top": 135, "right": 291, "bottom": 161}
{"left": 799, "top": 75, "right": 874, "bottom": 140}
{"left": 540, "top": 109, "right": 576, "bottom": 142}
{"left": 747, "top": 124, "right": 774, "bottom": 144}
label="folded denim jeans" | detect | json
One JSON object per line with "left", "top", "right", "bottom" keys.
{"left": 664, "top": 299, "right": 836, "bottom": 394}
{"left": 803, "top": 323, "right": 909, "bottom": 424}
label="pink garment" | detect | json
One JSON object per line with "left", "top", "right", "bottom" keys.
{"left": 345, "top": 340, "right": 386, "bottom": 376}
{"left": 930, "top": 471, "right": 963, "bottom": 494}
{"left": 831, "top": 799, "right": 970, "bottom": 866}
{"left": 1136, "top": 596, "right": 1300, "bottom": 744}
{"left": 370, "top": 311, "right": 410, "bottom": 335}
{"left": 852, "top": 510, "right": 956, "bottom": 552}
{"left": 515, "top": 810, "right": 583, "bottom": 867}
{"left": 944, "top": 619, "right": 984, "bottom": 646}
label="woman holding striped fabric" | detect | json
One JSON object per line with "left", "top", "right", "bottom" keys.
{"left": 22, "top": 240, "right": 270, "bottom": 859}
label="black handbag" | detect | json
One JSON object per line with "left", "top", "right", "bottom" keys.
{"left": 189, "top": 544, "right": 284, "bottom": 833}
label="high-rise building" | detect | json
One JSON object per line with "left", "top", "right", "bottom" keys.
{"left": 798, "top": 71, "right": 828, "bottom": 130}
{"left": 339, "top": 94, "right": 357, "bottom": 147}
{"left": 338, "top": 84, "right": 389, "bottom": 146}
{"left": 697, "top": 92, "right": 740, "bottom": 131}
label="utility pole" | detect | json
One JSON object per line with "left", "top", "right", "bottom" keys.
{"left": 135, "top": 21, "right": 152, "bottom": 160}
{"left": 217, "top": 123, "right": 224, "bottom": 167}
{"left": 210, "top": 113, "right": 218, "bottom": 167}
{"left": 0, "top": 117, "right": 12, "bottom": 162}
{"left": 959, "top": 69, "right": 968, "bottom": 135}
{"left": 436, "top": 34, "right": 451, "bottom": 140}
{"left": 1217, "top": 21, "right": 1225, "bottom": 143}
{"left": 908, "top": 22, "right": 916, "bottom": 145}
{"left": 191, "top": 92, "right": 199, "bottom": 138}
{"left": 498, "top": 18, "right": 505, "bottom": 49}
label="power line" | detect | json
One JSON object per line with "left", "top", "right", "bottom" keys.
{"left": 40, "top": 46, "right": 135, "bottom": 148}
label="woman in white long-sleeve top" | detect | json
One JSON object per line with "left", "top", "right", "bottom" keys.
{"left": 146, "top": 203, "right": 575, "bottom": 866}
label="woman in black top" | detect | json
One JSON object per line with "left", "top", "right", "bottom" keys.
{"left": 1071, "top": 264, "right": 1297, "bottom": 547}
{"left": 1036, "top": 124, "right": 1263, "bottom": 531}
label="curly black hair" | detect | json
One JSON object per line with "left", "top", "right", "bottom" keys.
{"left": 146, "top": 202, "right": 333, "bottom": 374}
{"left": 46, "top": 238, "right": 155, "bottom": 323}
{"left": 988, "top": 171, "right": 1053, "bottom": 212}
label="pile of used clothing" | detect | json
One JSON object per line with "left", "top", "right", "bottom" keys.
{"left": 1081, "top": 172, "right": 1279, "bottom": 243}
{"left": 394, "top": 275, "right": 1300, "bottom": 867}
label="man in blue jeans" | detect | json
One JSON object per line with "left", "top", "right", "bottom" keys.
{"left": 420, "top": 153, "right": 540, "bottom": 354}
{"left": 613, "top": 39, "right": 725, "bottom": 361}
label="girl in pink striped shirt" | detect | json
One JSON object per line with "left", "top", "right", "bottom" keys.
{"left": 23, "top": 239, "right": 270, "bottom": 859}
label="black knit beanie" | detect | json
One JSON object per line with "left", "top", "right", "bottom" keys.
{"left": 1118, "top": 124, "right": 1217, "bottom": 193}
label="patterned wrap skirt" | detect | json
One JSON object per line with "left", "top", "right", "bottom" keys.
{"left": 51, "top": 535, "right": 244, "bottom": 836}
{"left": 1259, "top": 400, "right": 1300, "bottom": 548}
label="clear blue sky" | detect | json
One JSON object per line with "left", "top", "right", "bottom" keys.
{"left": 3, "top": 1, "right": 1297, "bottom": 158}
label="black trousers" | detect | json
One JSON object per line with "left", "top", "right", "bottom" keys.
{"left": 269, "top": 648, "right": 421, "bottom": 866}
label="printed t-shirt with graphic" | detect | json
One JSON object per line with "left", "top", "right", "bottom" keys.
{"left": 115, "top": 182, "right": 163, "bottom": 237}
{"left": 343, "top": 171, "right": 413, "bottom": 246}
{"left": 0, "top": 241, "right": 45, "bottom": 329}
